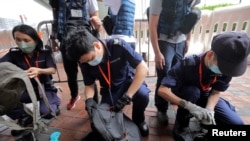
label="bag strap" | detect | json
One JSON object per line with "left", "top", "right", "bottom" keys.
{"left": 0, "top": 62, "right": 48, "bottom": 136}
{"left": 34, "top": 77, "right": 57, "bottom": 118}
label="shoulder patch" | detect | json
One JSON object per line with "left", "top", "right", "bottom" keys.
{"left": 9, "top": 47, "right": 20, "bottom": 52}
{"left": 183, "top": 55, "right": 198, "bottom": 66}
{"left": 113, "top": 38, "right": 123, "bottom": 46}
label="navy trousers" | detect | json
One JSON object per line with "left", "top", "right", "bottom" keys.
{"left": 7, "top": 88, "right": 61, "bottom": 119}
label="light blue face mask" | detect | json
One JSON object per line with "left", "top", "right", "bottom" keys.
{"left": 16, "top": 41, "right": 36, "bottom": 54}
{"left": 209, "top": 64, "right": 222, "bottom": 74}
{"left": 88, "top": 55, "right": 103, "bottom": 66}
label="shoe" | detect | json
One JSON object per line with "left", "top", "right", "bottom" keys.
{"left": 172, "top": 120, "right": 191, "bottom": 141}
{"left": 16, "top": 132, "right": 34, "bottom": 141}
{"left": 67, "top": 95, "right": 81, "bottom": 110}
{"left": 43, "top": 106, "right": 61, "bottom": 119}
{"left": 56, "top": 107, "right": 61, "bottom": 116}
{"left": 157, "top": 111, "right": 169, "bottom": 125}
{"left": 11, "top": 115, "right": 33, "bottom": 137}
{"left": 17, "top": 115, "right": 33, "bottom": 127}
{"left": 194, "top": 132, "right": 209, "bottom": 141}
{"left": 11, "top": 130, "right": 26, "bottom": 137}
{"left": 137, "top": 121, "right": 149, "bottom": 137}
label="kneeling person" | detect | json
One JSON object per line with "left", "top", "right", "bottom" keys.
{"left": 65, "top": 28, "right": 150, "bottom": 136}
{"left": 158, "top": 32, "right": 250, "bottom": 140}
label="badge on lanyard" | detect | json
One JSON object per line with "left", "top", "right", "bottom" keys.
{"left": 70, "top": 9, "right": 83, "bottom": 18}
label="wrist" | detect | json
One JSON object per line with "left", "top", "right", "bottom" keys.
{"left": 124, "top": 92, "right": 132, "bottom": 100}
{"left": 179, "top": 99, "right": 187, "bottom": 108}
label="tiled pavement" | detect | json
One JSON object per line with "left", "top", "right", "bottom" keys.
{"left": 1, "top": 62, "right": 250, "bottom": 141}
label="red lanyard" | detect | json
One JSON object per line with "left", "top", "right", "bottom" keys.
{"left": 199, "top": 57, "right": 217, "bottom": 91}
{"left": 98, "top": 59, "right": 115, "bottom": 108}
{"left": 98, "top": 59, "right": 111, "bottom": 88}
{"left": 24, "top": 51, "right": 40, "bottom": 79}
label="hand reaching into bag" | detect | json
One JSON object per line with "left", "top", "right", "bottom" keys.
{"left": 85, "top": 98, "right": 97, "bottom": 117}
{"left": 114, "top": 93, "right": 132, "bottom": 112}
{"left": 180, "top": 100, "right": 216, "bottom": 125}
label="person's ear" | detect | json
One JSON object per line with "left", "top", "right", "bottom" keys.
{"left": 93, "top": 41, "right": 100, "bottom": 50}
{"left": 206, "top": 51, "right": 214, "bottom": 60}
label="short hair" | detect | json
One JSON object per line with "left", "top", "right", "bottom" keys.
{"left": 65, "top": 27, "right": 99, "bottom": 61}
{"left": 12, "top": 24, "right": 43, "bottom": 51}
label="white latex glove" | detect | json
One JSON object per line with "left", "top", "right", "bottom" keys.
{"left": 201, "top": 109, "right": 216, "bottom": 125}
{"left": 180, "top": 100, "right": 216, "bottom": 125}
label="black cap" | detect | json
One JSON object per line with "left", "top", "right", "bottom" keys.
{"left": 211, "top": 32, "right": 250, "bottom": 76}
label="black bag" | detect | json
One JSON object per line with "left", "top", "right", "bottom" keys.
{"left": 102, "top": 15, "right": 114, "bottom": 36}
{"left": 66, "top": 20, "right": 99, "bottom": 38}
{"left": 179, "top": 7, "right": 201, "bottom": 34}
{"left": 88, "top": 103, "right": 141, "bottom": 141}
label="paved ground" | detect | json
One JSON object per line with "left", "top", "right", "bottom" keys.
{"left": 1, "top": 62, "right": 250, "bottom": 141}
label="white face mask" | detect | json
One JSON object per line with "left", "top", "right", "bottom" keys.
{"left": 88, "top": 55, "right": 103, "bottom": 66}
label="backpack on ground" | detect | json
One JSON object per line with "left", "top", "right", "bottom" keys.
{"left": 0, "top": 62, "right": 55, "bottom": 141}
{"left": 86, "top": 103, "right": 142, "bottom": 141}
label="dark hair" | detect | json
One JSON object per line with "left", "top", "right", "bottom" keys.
{"left": 65, "top": 27, "right": 98, "bottom": 61}
{"left": 12, "top": 24, "right": 43, "bottom": 51}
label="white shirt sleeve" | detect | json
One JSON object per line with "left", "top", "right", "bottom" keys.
{"left": 87, "top": 0, "right": 99, "bottom": 15}
{"left": 102, "top": 0, "right": 121, "bottom": 15}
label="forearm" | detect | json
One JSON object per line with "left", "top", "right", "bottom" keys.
{"left": 149, "top": 15, "right": 161, "bottom": 55}
{"left": 206, "top": 90, "right": 221, "bottom": 110}
{"left": 126, "top": 61, "right": 148, "bottom": 98}
{"left": 38, "top": 67, "right": 56, "bottom": 74}
{"left": 158, "top": 85, "right": 183, "bottom": 106}
{"left": 90, "top": 11, "right": 103, "bottom": 32}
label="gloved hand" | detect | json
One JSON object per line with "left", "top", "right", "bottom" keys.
{"left": 201, "top": 109, "right": 216, "bottom": 125}
{"left": 114, "top": 93, "right": 132, "bottom": 112}
{"left": 180, "top": 100, "right": 216, "bottom": 125}
{"left": 85, "top": 98, "right": 97, "bottom": 117}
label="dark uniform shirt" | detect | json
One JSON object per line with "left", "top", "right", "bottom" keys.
{"left": 0, "top": 47, "right": 56, "bottom": 88}
{"left": 82, "top": 38, "right": 142, "bottom": 93}
{"left": 161, "top": 53, "right": 232, "bottom": 93}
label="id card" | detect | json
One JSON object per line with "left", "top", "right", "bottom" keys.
{"left": 70, "top": 9, "right": 83, "bottom": 18}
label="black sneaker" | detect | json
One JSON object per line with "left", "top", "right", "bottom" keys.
{"left": 194, "top": 132, "right": 209, "bottom": 141}
{"left": 157, "top": 111, "right": 169, "bottom": 125}
{"left": 16, "top": 132, "right": 34, "bottom": 141}
{"left": 173, "top": 120, "right": 192, "bottom": 141}
{"left": 137, "top": 121, "right": 149, "bottom": 136}
{"left": 43, "top": 106, "right": 60, "bottom": 119}
{"left": 11, "top": 115, "right": 33, "bottom": 137}
{"left": 11, "top": 130, "right": 26, "bottom": 137}
{"left": 18, "top": 115, "right": 33, "bottom": 127}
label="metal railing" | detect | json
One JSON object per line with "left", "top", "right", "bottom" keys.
{"left": 1, "top": 4, "right": 250, "bottom": 80}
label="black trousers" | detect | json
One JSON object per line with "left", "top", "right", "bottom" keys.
{"left": 60, "top": 43, "right": 98, "bottom": 101}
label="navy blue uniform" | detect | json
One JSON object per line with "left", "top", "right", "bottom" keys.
{"left": 161, "top": 53, "right": 244, "bottom": 125}
{"left": 82, "top": 38, "right": 150, "bottom": 124}
{"left": 0, "top": 48, "right": 61, "bottom": 119}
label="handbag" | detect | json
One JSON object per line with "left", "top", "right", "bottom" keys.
{"left": 90, "top": 103, "right": 142, "bottom": 141}
{"left": 102, "top": 15, "right": 114, "bottom": 36}
{"left": 179, "top": 7, "right": 201, "bottom": 34}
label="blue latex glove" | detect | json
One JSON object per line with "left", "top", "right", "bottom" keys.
{"left": 50, "top": 131, "right": 61, "bottom": 141}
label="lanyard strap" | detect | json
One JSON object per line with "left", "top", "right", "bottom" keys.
{"left": 24, "top": 51, "right": 40, "bottom": 79}
{"left": 98, "top": 59, "right": 111, "bottom": 88}
{"left": 199, "top": 57, "right": 217, "bottom": 91}
{"left": 98, "top": 60, "right": 115, "bottom": 107}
